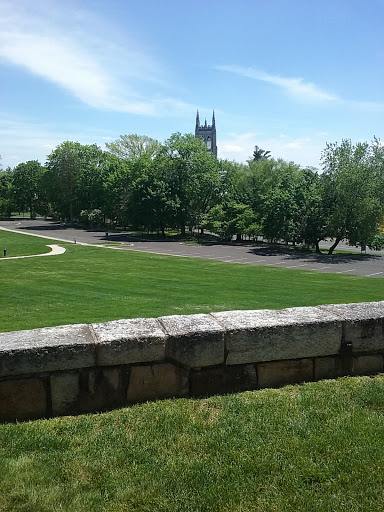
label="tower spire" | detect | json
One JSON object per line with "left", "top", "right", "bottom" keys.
{"left": 194, "top": 108, "right": 217, "bottom": 158}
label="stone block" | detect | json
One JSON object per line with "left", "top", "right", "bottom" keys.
{"left": 0, "top": 378, "right": 46, "bottom": 422}
{"left": 352, "top": 355, "right": 383, "bottom": 376}
{"left": 258, "top": 359, "right": 313, "bottom": 388}
{"left": 320, "top": 302, "right": 384, "bottom": 352}
{"left": 127, "top": 363, "right": 189, "bottom": 402}
{"left": 0, "top": 324, "right": 96, "bottom": 378}
{"left": 50, "top": 373, "right": 79, "bottom": 416}
{"left": 314, "top": 356, "right": 346, "bottom": 380}
{"left": 93, "top": 318, "right": 166, "bottom": 366}
{"left": 160, "top": 314, "right": 224, "bottom": 368}
{"left": 212, "top": 307, "right": 341, "bottom": 365}
{"left": 51, "top": 367, "right": 128, "bottom": 416}
{"left": 320, "top": 301, "right": 384, "bottom": 321}
{"left": 190, "top": 364, "right": 257, "bottom": 396}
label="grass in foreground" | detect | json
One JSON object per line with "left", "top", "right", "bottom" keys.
{"left": 1, "top": 375, "right": 384, "bottom": 511}
{"left": 0, "top": 231, "right": 384, "bottom": 332}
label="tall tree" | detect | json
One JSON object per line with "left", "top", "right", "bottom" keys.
{"left": 100, "top": 153, "right": 132, "bottom": 227}
{"left": 12, "top": 160, "right": 45, "bottom": 218}
{"left": 320, "top": 139, "right": 384, "bottom": 254}
{"left": 105, "top": 134, "right": 160, "bottom": 160}
{"left": 45, "top": 141, "right": 104, "bottom": 222}
{"left": 162, "top": 133, "right": 221, "bottom": 234}
{"left": 0, "top": 167, "right": 13, "bottom": 217}
{"left": 252, "top": 145, "right": 271, "bottom": 161}
{"left": 202, "top": 201, "right": 257, "bottom": 241}
{"left": 128, "top": 154, "right": 177, "bottom": 234}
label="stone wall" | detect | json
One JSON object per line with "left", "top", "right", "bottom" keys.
{"left": 1, "top": 301, "right": 384, "bottom": 422}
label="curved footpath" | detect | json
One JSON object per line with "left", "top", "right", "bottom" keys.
{"left": 0, "top": 243, "right": 66, "bottom": 260}
{"left": 0, "top": 225, "right": 67, "bottom": 260}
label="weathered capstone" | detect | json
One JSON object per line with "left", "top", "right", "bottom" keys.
{"left": 319, "top": 302, "right": 384, "bottom": 352}
{"left": 127, "top": 363, "right": 189, "bottom": 402}
{"left": 258, "top": 358, "right": 313, "bottom": 388}
{"left": 0, "top": 378, "right": 47, "bottom": 421}
{"left": 212, "top": 307, "right": 342, "bottom": 365}
{"left": 0, "top": 324, "right": 95, "bottom": 378}
{"left": 160, "top": 314, "right": 225, "bottom": 368}
{"left": 92, "top": 318, "right": 166, "bottom": 366}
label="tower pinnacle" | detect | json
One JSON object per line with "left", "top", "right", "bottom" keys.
{"left": 194, "top": 108, "right": 217, "bottom": 157}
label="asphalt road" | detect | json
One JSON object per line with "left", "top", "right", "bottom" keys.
{"left": 1, "top": 218, "right": 384, "bottom": 278}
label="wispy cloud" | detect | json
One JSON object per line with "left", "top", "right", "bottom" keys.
{"left": 0, "top": 112, "right": 121, "bottom": 167}
{"left": 216, "top": 65, "right": 384, "bottom": 112}
{"left": 0, "top": 0, "right": 193, "bottom": 116}
{"left": 216, "top": 65, "right": 338, "bottom": 102}
{"left": 219, "top": 132, "right": 327, "bottom": 168}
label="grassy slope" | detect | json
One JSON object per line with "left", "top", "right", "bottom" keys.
{"left": 0, "top": 232, "right": 383, "bottom": 332}
{"left": 1, "top": 231, "right": 384, "bottom": 511}
{"left": 0, "top": 230, "right": 54, "bottom": 257}
{"left": 0, "top": 376, "right": 383, "bottom": 511}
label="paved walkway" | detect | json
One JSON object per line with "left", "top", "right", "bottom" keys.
{"left": 0, "top": 219, "right": 383, "bottom": 278}
{"left": 0, "top": 241, "right": 66, "bottom": 261}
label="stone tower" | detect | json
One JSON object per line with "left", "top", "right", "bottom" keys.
{"left": 195, "top": 110, "right": 217, "bottom": 157}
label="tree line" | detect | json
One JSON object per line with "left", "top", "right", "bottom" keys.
{"left": 0, "top": 133, "right": 383, "bottom": 254}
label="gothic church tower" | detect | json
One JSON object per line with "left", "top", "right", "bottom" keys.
{"left": 195, "top": 110, "right": 217, "bottom": 157}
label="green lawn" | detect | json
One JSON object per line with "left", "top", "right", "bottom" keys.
{"left": 1, "top": 375, "right": 383, "bottom": 511}
{"left": 0, "top": 229, "right": 54, "bottom": 257}
{"left": 0, "top": 231, "right": 383, "bottom": 332}
{"left": 1, "top": 231, "right": 384, "bottom": 511}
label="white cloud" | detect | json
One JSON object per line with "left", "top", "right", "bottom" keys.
{"left": 0, "top": 0, "right": 192, "bottom": 116}
{"left": 0, "top": 31, "right": 113, "bottom": 108}
{"left": 216, "top": 65, "right": 338, "bottom": 102}
{"left": 216, "top": 65, "right": 384, "bottom": 111}
{"left": 0, "top": 113, "right": 116, "bottom": 167}
{"left": 219, "top": 132, "right": 327, "bottom": 168}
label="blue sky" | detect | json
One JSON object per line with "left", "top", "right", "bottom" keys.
{"left": 1, "top": 0, "right": 383, "bottom": 169}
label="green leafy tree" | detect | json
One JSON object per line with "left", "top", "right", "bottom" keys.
{"left": 367, "top": 233, "right": 384, "bottom": 251}
{"left": 162, "top": 133, "right": 222, "bottom": 234}
{"left": 295, "top": 169, "right": 326, "bottom": 253}
{"left": 105, "top": 134, "right": 160, "bottom": 160}
{"left": 128, "top": 154, "right": 177, "bottom": 234}
{"left": 252, "top": 145, "right": 271, "bottom": 161}
{"left": 45, "top": 142, "right": 104, "bottom": 222}
{"left": 202, "top": 200, "right": 257, "bottom": 241}
{"left": 0, "top": 166, "right": 14, "bottom": 217}
{"left": 100, "top": 153, "right": 132, "bottom": 228}
{"left": 320, "top": 139, "right": 384, "bottom": 254}
{"left": 12, "top": 160, "right": 46, "bottom": 218}
{"left": 246, "top": 158, "right": 312, "bottom": 244}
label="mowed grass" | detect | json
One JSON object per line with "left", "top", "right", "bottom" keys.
{"left": 0, "top": 231, "right": 383, "bottom": 332}
{"left": 1, "top": 232, "right": 384, "bottom": 511}
{"left": 1, "top": 376, "right": 384, "bottom": 511}
{"left": 0, "top": 229, "right": 54, "bottom": 257}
